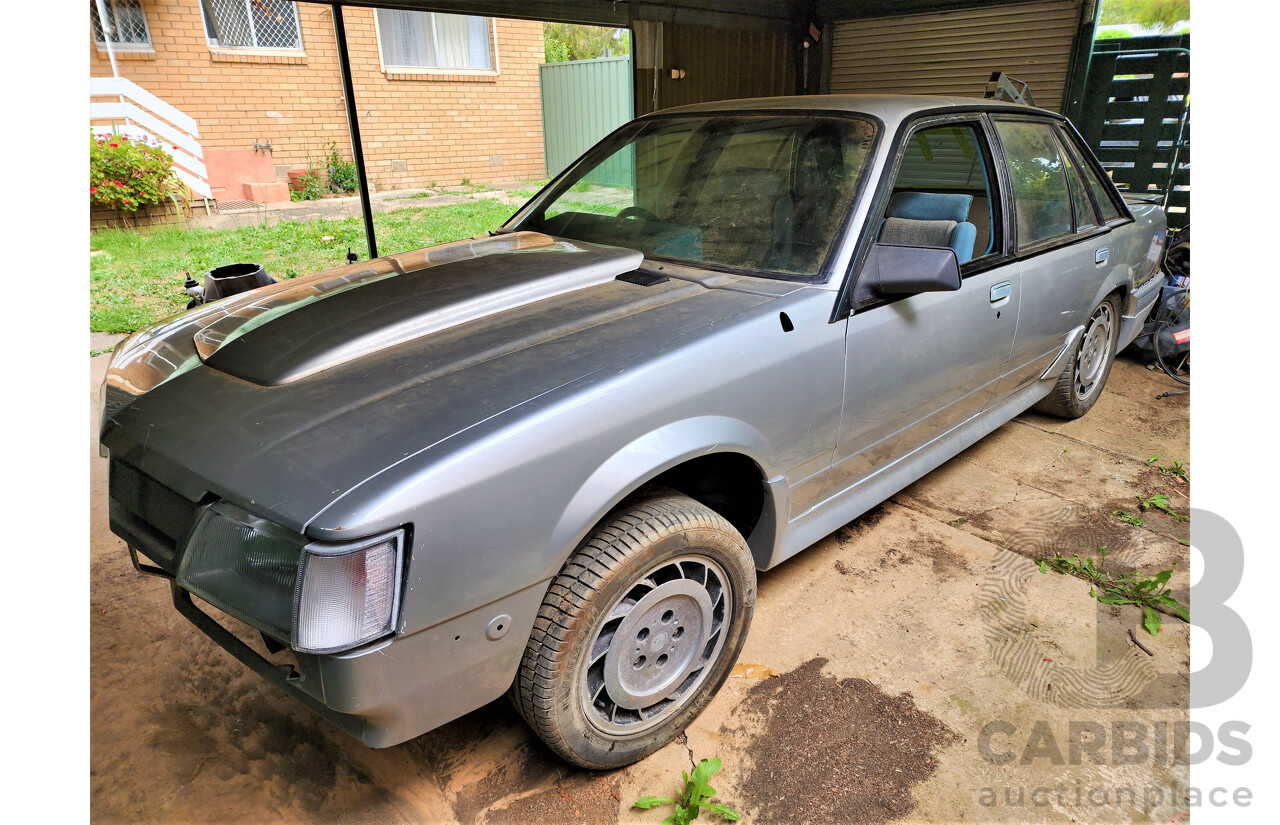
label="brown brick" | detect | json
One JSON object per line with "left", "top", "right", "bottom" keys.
{"left": 91, "top": 4, "right": 546, "bottom": 189}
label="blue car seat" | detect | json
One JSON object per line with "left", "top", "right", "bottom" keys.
{"left": 879, "top": 192, "right": 977, "bottom": 264}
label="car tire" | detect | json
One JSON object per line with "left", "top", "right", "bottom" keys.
{"left": 1033, "top": 294, "right": 1122, "bottom": 419}
{"left": 509, "top": 489, "right": 756, "bottom": 769}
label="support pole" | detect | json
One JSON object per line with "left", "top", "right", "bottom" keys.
{"left": 331, "top": 3, "right": 378, "bottom": 260}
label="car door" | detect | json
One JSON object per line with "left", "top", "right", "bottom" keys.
{"left": 990, "top": 117, "right": 1112, "bottom": 393}
{"left": 818, "top": 115, "right": 1020, "bottom": 504}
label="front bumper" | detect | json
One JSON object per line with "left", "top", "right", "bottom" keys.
{"left": 109, "top": 455, "right": 546, "bottom": 748}
{"left": 170, "top": 577, "right": 547, "bottom": 747}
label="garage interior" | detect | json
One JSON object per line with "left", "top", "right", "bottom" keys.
{"left": 90, "top": 2, "right": 1192, "bottom": 822}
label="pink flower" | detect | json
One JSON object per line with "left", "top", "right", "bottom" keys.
{"left": 112, "top": 181, "right": 124, "bottom": 187}
{"left": 109, "top": 142, "right": 119, "bottom": 148}
{"left": 90, "top": 186, "right": 97, "bottom": 194}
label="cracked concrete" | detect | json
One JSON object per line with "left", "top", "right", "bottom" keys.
{"left": 90, "top": 353, "right": 1190, "bottom": 824}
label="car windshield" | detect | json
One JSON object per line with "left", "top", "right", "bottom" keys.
{"left": 508, "top": 114, "right": 878, "bottom": 279}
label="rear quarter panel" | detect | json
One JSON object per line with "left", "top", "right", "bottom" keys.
{"left": 1109, "top": 201, "right": 1167, "bottom": 347}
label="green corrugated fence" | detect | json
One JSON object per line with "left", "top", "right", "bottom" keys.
{"left": 539, "top": 56, "right": 634, "bottom": 186}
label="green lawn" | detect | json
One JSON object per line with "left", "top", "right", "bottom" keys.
{"left": 89, "top": 200, "right": 519, "bottom": 333}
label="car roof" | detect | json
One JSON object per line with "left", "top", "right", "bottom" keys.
{"left": 651, "top": 93, "right": 1062, "bottom": 125}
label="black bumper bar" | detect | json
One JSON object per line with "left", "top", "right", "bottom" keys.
{"left": 170, "top": 583, "right": 366, "bottom": 742}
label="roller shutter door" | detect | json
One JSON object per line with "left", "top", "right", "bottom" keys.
{"left": 829, "top": 1, "right": 1084, "bottom": 112}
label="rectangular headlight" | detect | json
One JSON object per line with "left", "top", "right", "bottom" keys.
{"left": 294, "top": 530, "right": 405, "bottom": 654}
{"left": 177, "top": 504, "right": 305, "bottom": 641}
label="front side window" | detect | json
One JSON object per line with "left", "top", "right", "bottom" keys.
{"left": 511, "top": 115, "right": 877, "bottom": 279}
{"left": 994, "top": 120, "right": 1074, "bottom": 249}
{"left": 90, "top": 0, "right": 151, "bottom": 47}
{"left": 202, "top": 0, "right": 303, "bottom": 51}
{"left": 879, "top": 122, "right": 998, "bottom": 263}
{"left": 376, "top": 10, "right": 494, "bottom": 71}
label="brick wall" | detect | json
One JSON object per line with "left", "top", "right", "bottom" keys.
{"left": 89, "top": 2, "right": 546, "bottom": 193}
{"left": 91, "top": 201, "right": 188, "bottom": 231}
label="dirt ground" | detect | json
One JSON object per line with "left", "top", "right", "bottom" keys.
{"left": 89, "top": 352, "right": 1191, "bottom": 824}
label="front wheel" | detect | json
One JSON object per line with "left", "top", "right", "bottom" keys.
{"left": 1033, "top": 294, "right": 1121, "bottom": 419}
{"left": 510, "top": 490, "right": 756, "bottom": 768}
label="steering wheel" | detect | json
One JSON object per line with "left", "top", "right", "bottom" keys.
{"left": 616, "top": 205, "right": 660, "bottom": 222}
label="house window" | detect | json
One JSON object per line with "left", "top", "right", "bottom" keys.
{"left": 376, "top": 10, "right": 494, "bottom": 71}
{"left": 201, "top": 0, "right": 303, "bottom": 50}
{"left": 90, "top": 0, "right": 152, "bottom": 47}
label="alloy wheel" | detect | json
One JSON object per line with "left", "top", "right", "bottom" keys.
{"left": 580, "top": 555, "right": 731, "bottom": 736}
{"left": 1075, "top": 302, "right": 1114, "bottom": 401}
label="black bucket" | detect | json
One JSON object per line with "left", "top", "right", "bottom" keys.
{"left": 204, "top": 262, "right": 277, "bottom": 302}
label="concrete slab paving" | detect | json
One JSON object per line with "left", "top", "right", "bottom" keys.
{"left": 90, "top": 353, "right": 1190, "bottom": 824}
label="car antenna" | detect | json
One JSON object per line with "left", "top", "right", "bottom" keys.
{"left": 347, "top": 247, "right": 359, "bottom": 263}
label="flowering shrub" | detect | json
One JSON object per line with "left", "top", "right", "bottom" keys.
{"left": 90, "top": 131, "right": 187, "bottom": 213}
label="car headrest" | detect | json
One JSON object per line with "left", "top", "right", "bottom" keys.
{"left": 887, "top": 192, "right": 973, "bottom": 224}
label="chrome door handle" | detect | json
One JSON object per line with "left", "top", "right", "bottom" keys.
{"left": 1095, "top": 247, "right": 1110, "bottom": 265}
{"left": 990, "top": 281, "right": 1012, "bottom": 302}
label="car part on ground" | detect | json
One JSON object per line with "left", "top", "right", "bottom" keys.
{"left": 1132, "top": 224, "right": 1190, "bottom": 386}
{"left": 184, "top": 262, "right": 276, "bottom": 308}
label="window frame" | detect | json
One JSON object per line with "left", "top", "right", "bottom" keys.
{"left": 372, "top": 10, "right": 500, "bottom": 76}
{"left": 834, "top": 106, "right": 1141, "bottom": 323}
{"left": 990, "top": 116, "right": 1081, "bottom": 254}
{"left": 199, "top": 0, "right": 305, "bottom": 54}
{"left": 91, "top": 0, "right": 153, "bottom": 50}
{"left": 838, "top": 112, "right": 1013, "bottom": 317}
{"left": 886, "top": 118, "right": 1007, "bottom": 266}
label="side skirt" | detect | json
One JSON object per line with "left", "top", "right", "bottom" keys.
{"left": 765, "top": 375, "right": 1056, "bottom": 569}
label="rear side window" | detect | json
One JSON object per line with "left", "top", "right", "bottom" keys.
{"left": 994, "top": 120, "right": 1073, "bottom": 248}
{"left": 1056, "top": 133, "right": 1101, "bottom": 231}
{"left": 1058, "top": 128, "right": 1125, "bottom": 223}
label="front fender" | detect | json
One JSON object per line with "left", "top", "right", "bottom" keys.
{"left": 546, "top": 417, "right": 790, "bottom": 572}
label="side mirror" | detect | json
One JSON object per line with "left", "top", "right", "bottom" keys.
{"left": 854, "top": 243, "right": 962, "bottom": 301}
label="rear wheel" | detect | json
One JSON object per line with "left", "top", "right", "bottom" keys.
{"left": 1033, "top": 295, "right": 1121, "bottom": 418}
{"left": 510, "top": 490, "right": 755, "bottom": 769}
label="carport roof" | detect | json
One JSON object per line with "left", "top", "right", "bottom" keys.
{"left": 331, "top": 1, "right": 1048, "bottom": 31}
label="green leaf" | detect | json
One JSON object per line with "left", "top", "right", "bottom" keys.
{"left": 661, "top": 815, "right": 678, "bottom": 825}
{"left": 1037, "top": 559, "right": 1047, "bottom": 573}
{"left": 1153, "top": 569, "right": 1173, "bottom": 588}
{"left": 699, "top": 801, "right": 743, "bottom": 821}
{"left": 635, "top": 797, "right": 676, "bottom": 810}
{"left": 1148, "top": 455, "right": 1160, "bottom": 465}
{"left": 1097, "top": 593, "right": 1135, "bottom": 605}
{"left": 1151, "top": 597, "right": 1190, "bottom": 622}
{"left": 691, "top": 758, "right": 722, "bottom": 787}
{"left": 1143, "top": 606, "right": 1163, "bottom": 636}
